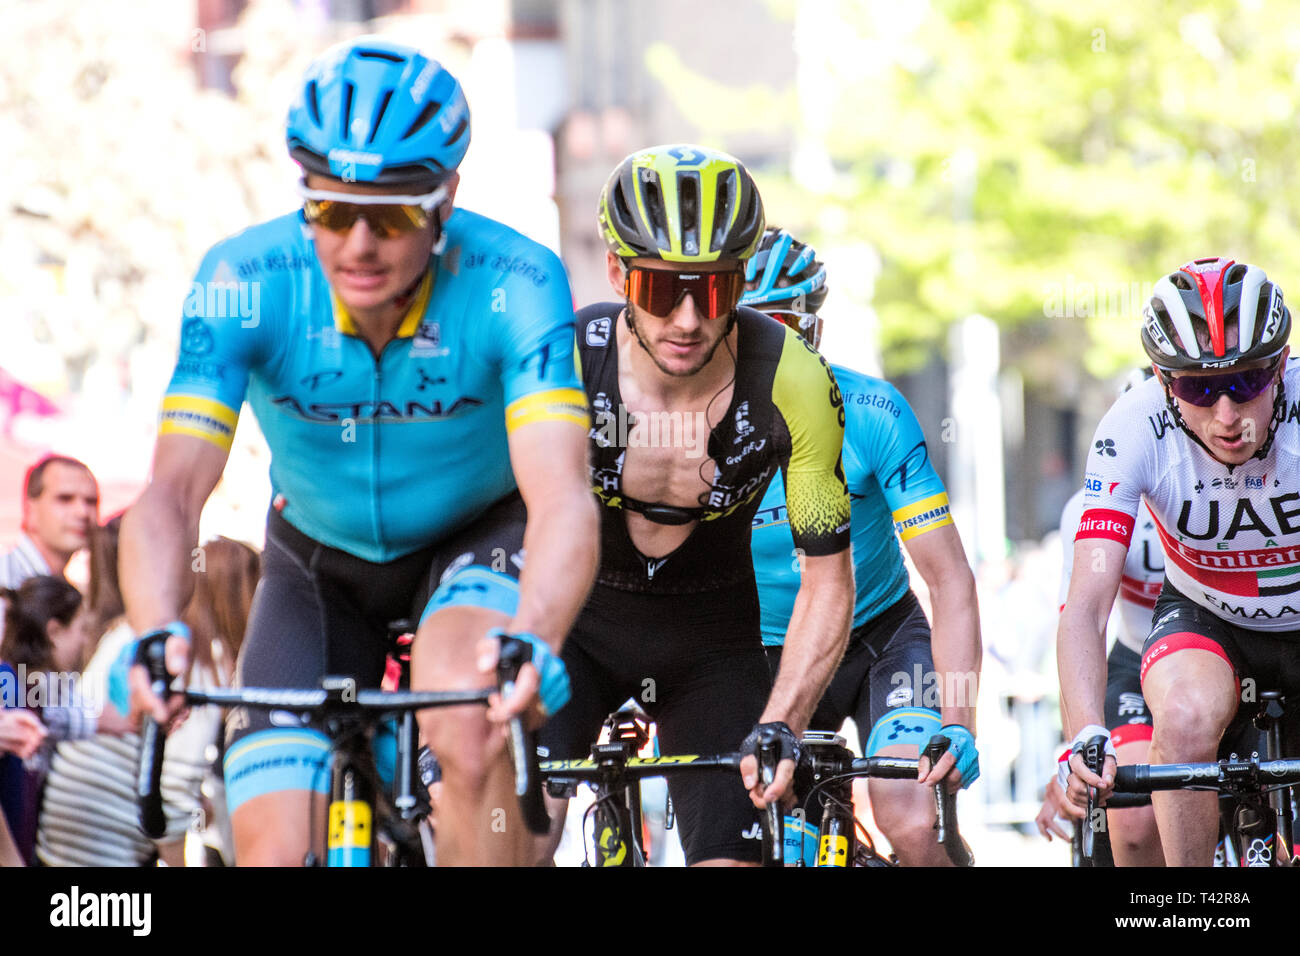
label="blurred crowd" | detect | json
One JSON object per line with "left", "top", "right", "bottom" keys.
{"left": 0, "top": 454, "right": 259, "bottom": 866}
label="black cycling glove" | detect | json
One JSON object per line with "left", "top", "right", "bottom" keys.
{"left": 741, "top": 721, "right": 802, "bottom": 770}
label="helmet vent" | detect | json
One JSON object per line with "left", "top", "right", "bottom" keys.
{"left": 711, "top": 170, "right": 735, "bottom": 253}
{"left": 1226, "top": 264, "right": 1247, "bottom": 284}
{"left": 366, "top": 89, "right": 394, "bottom": 145}
{"left": 355, "top": 49, "right": 405, "bottom": 64}
{"left": 643, "top": 178, "right": 669, "bottom": 249}
{"left": 678, "top": 173, "right": 700, "bottom": 255}
{"left": 305, "top": 80, "right": 321, "bottom": 127}
{"left": 445, "top": 116, "right": 468, "bottom": 146}
{"left": 340, "top": 82, "right": 355, "bottom": 142}
{"left": 612, "top": 185, "right": 635, "bottom": 231}
{"left": 403, "top": 101, "right": 441, "bottom": 140}
{"left": 1171, "top": 274, "right": 1194, "bottom": 291}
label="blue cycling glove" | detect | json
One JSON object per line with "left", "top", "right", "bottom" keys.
{"left": 927, "top": 724, "right": 980, "bottom": 789}
{"left": 106, "top": 621, "right": 191, "bottom": 716}
{"left": 492, "top": 630, "right": 570, "bottom": 716}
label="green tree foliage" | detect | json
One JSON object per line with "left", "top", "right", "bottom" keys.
{"left": 653, "top": 0, "right": 1300, "bottom": 378}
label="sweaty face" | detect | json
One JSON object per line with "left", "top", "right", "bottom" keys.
{"left": 609, "top": 255, "right": 741, "bottom": 378}
{"left": 1170, "top": 348, "right": 1289, "bottom": 466}
{"left": 23, "top": 463, "right": 98, "bottom": 563}
{"left": 305, "top": 173, "right": 455, "bottom": 318}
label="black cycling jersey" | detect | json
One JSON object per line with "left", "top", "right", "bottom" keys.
{"left": 576, "top": 303, "right": 850, "bottom": 593}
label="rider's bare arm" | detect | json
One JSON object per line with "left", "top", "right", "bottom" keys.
{"left": 505, "top": 417, "right": 599, "bottom": 652}
{"left": 905, "top": 522, "right": 981, "bottom": 732}
{"left": 120, "top": 433, "right": 229, "bottom": 719}
{"left": 761, "top": 547, "right": 853, "bottom": 733}
{"left": 1057, "top": 534, "right": 1127, "bottom": 807}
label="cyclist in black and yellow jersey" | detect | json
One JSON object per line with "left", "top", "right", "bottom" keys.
{"left": 539, "top": 144, "right": 854, "bottom": 865}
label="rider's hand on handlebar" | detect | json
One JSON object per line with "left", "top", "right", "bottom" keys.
{"left": 479, "top": 637, "right": 542, "bottom": 727}
{"left": 479, "top": 630, "right": 570, "bottom": 729}
{"left": 739, "top": 722, "right": 800, "bottom": 810}
{"left": 918, "top": 725, "right": 979, "bottom": 792}
{"left": 121, "top": 623, "right": 191, "bottom": 730}
{"left": 1063, "top": 726, "right": 1116, "bottom": 818}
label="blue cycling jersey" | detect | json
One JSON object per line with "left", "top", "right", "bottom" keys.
{"left": 752, "top": 366, "right": 952, "bottom": 645}
{"left": 160, "top": 208, "right": 587, "bottom": 562}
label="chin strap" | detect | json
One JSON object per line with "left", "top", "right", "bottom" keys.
{"left": 1162, "top": 373, "right": 1287, "bottom": 469}
{"left": 1256, "top": 374, "right": 1287, "bottom": 461}
{"left": 622, "top": 298, "right": 652, "bottom": 359}
{"left": 723, "top": 308, "right": 738, "bottom": 337}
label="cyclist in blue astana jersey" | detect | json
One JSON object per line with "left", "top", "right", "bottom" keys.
{"left": 120, "top": 37, "right": 597, "bottom": 866}
{"left": 745, "top": 228, "right": 982, "bottom": 865}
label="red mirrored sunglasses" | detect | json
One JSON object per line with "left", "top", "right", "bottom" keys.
{"left": 624, "top": 266, "right": 746, "bottom": 320}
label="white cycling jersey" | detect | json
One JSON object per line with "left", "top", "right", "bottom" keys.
{"left": 1059, "top": 488, "right": 1164, "bottom": 653}
{"left": 1078, "top": 365, "right": 1300, "bottom": 632}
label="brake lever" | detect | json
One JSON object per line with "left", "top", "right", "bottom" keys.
{"left": 134, "top": 630, "right": 173, "bottom": 839}
{"left": 924, "top": 735, "right": 974, "bottom": 866}
{"left": 494, "top": 635, "right": 551, "bottom": 836}
{"left": 757, "top": 727, "right": 784, "bottom": 866}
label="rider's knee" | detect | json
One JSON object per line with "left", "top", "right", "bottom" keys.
{"left": 1109, "top": 806, "right": 1160, "bottom": 860}
{"left": 1151, "top": 691, "right": 1231, "bottom": 753}
{"left": 419, "top": 709, "right": 502, "bottom": 786}
{"left": 874, "top": 801, "right": 933, "bottom": 856}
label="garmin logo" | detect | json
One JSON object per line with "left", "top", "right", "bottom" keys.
{"left": 50, "top": 887, "right": 151, "bottom": 936}
{"left": 328, "top": 148, "right": 382, "bottom": 166}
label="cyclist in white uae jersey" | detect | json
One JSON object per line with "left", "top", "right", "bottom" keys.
{"left": 1059, "top": 256, "right": 1295, "bottom": 866}
{"left": 1048, "top": 398, "right": 1165, "bottom": 865}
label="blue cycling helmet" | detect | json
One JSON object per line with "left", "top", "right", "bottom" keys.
{"left": 740, "top": 228, "right": 829, "bottom": 313}
{"left": 286, "top": 37, "right": 470, "bottom": 188}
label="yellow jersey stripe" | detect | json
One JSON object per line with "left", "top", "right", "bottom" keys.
{"left": 892, "top": 492, "right": 954, "bottom": 541}
{"left": 159, "top": 395, "right": 240, "bottom": 450}
{"left": 505, "top": 388, "right": 590, "bottom": 433}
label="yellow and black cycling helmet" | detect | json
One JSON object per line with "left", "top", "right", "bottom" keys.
{"left": 598, "top": 144, "right": 765, "bottom": 263}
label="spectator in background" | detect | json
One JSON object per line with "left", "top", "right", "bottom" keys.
{"left": 0, "top": 575, "right": 106, "bottom": 864}
{"left": 38, "top": 535, "right": 259, "bottom": 866}
{"left": 0, "top": 455, "right": 99, "bottom": 589}
{"left": 81, "top": 514, "right": 127, "bottom": 665}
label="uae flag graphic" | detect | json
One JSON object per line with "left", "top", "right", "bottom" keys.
{"left": 1153, "top": 517, "right": 1300, "bottom": 597}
